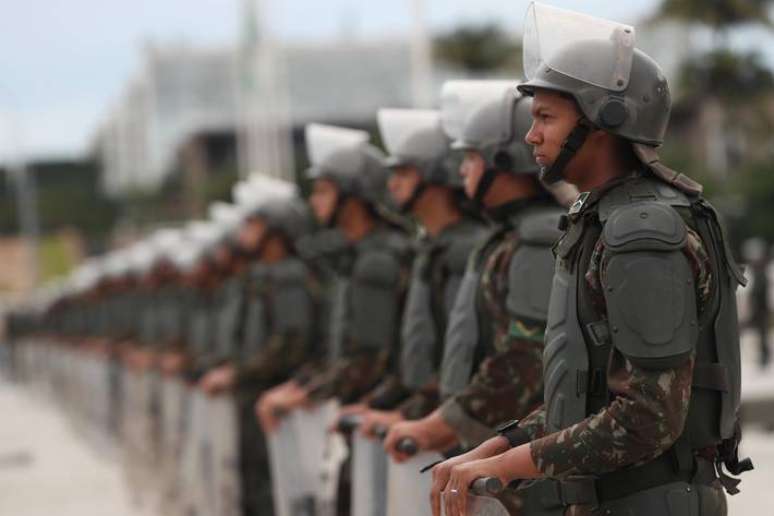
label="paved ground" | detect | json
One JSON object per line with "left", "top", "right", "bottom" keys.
{"left": 0, "top": 377, "right": 149, "bottom": 516}
{"left": 1, "top": 329, "right": 774, "bottom": 516}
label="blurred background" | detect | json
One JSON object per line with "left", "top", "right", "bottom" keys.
{"left": 2, "top": 0, "right": 774, "bottom": 294}
{"left": 1, "top": 0, "right": 773, "bottom": 514}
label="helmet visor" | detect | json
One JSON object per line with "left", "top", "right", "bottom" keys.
{"left": 304, "top": 124, "right": 369, "bottom": 168}
{"left": 440, "top": 80, "right": 515, "bottom": 145}
{"left": 378, "top": 108, "right": 441, "bottom": 162}
{"left": 523, "top": 2, "right": 635, "bottom": 92}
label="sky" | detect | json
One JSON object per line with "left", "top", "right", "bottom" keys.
{"left": 0, "top": 0, "right": 759, "bottom": 163}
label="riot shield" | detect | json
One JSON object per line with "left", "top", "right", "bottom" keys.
{"left": 350, "top": 432, "right": 388, "bottom": 516}
{"left": 208, "top": 394, "right": 242, "bottom": 516}
{"left": 440, "top": 477, "right": 509, "bottom": 516}
{"left": 179, "top": 388, "right": 217, "bottom": 516}
{"left": 158, "top": 377, "right": 186, "bottom": 516}
{"left": 440, "top": 493, "right": 510, "bottom": 516}
{"left": 386, "top": 449, "right": 442, "bottom": 516}
{"left": 292, "top": 400, "right": 348, "bottom": 516}
{"left": 267, "top": 412, "right": 314, "bottom": 516}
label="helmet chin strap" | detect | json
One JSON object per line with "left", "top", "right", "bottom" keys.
{"left": 328, "top": 192, "right": 348, "bottom": 229}
{"left": 401, "top": 182, "right": 427, "bottom": 214}
{"left": 539, "top": 118, "right": 595, "bottom": 185}
{"left": 472, "top": 167, "right": 499, "bottom": 208}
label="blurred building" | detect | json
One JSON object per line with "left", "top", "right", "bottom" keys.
{"left": 94, "top": 37, "right": 460, "bottom": 199}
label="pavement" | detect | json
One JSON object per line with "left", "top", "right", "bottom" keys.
{"left": 1, "top": 328, "right": 774, "bottom": 516}
{"left": 0, "top": 377, "right": 149, "bottom": 516}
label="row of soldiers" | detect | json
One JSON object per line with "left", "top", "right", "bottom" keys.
{"left": 3, "top": 4, "right": 753, "bottom": 516}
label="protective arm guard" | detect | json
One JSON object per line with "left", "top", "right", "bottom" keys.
{"left": 602, "top": 202, "right": 698, "bottom": 369}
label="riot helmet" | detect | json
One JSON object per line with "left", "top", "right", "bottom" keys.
{"left": 441, "top": 80, "right": 539, "bottom": 205}
{"left": 378, "top": 109, "right": 460, "bottom": 211}
{"left": 305, "top": 123, "right": 389, "bottom": 225}
{"left": 233, "top": 174, "right": 315, "bottom": 248}
{"left": 517, "top": 2, "right": 674, "bottom": 185}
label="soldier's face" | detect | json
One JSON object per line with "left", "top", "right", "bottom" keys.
{"left": 459, "top": 151, "right": 486, "bottom": 200}
{"left": 387, "top": 166, "right": 422, "bottom": 208}
{"left": 238, "top": 219, "right": 266, "bottom": 252}
{"left": 310, "top": 178, "right": 339, "bottom": 225}
{"left": 526, "top": 90, "right": 585, "bottom": 183}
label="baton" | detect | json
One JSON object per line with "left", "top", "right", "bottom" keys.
{"left": 470, "top": 476, "right": 504, "bottom": 496}
{"left": 396, "top": 436, "right": 418, "bottom": 456}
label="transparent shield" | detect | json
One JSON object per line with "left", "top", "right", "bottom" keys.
{"left": 523, "top": 2, "right": 635, "bottom": 92}
{"left": 440, "top": 493, "right": 510, "bottom": 516}
{"left": 305, "top": 124, "right": 370, "bottom": 167}
{"left": 377, "top": 109, "right": 441, "bottom": 157}
{"left": 386, "top": 451, "right": 441, "bottom": 516}
{"left": 440, "top": 81, "right": 515, "bottom": 143}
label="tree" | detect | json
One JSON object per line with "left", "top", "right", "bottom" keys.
{"left": 679, "top": 49, "right": 774, "bottom": 103}
{"left": 658, "top": 0, "right": 773, "bottom": 34}
{"left": 433, "top": 24, "right": 521, "bottom": 73}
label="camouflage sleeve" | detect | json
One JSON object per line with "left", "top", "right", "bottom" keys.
{"left": 514, "top": 406, "right": 547, "bottom": 441}
{"left": 439, "top": 339, "right": 544, "bottom": 449}
{"left": 235, "top": 332, "right": 307, "bottom": 391}
{"left": 365, "top": 374, "right": 411, "bottom": 410}
{"left": 305, "top": 350, "right": 390, "bottom": 404}
{"left": 398, "top": 379, "right": 440, "bottom": 420}
{"left": 529, "top": 353, "right": 695, "bottom": 479}
{"left": 529, "top": 228, "right": 709, "bottom": 479}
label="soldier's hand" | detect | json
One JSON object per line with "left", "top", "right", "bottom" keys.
{"left": 441, "top": 457, "right": 506, "bottom": 516}
{"left": 430, "top": 442, "right": 502, "bottom": 516}
{"left": 330, "top": 403, "right": 367, "bottom": 433}
{"left": 384, "top": 412, "right": 457, "bottom": 463}
{"left": 257, "top": 382, "right": 309, "bottom": 433}
{"left": 199, "top": 365, "right": 235, "bottom": 395}
{"left": 359, "top": 409, "right": 403, "bottom": 440}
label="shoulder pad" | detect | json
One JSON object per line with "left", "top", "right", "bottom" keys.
{"left": 598, "top": 177, "right": 691, "bottom": 222}
{"left": 603, "top": 202, "right": 687, "bottom": 253}
{"left": 370, "top": 229, "right": 413, "bottom": 259}
{"left": 518, "top": 209, "right": 564, "bottom": 246}
{"left": 269, "top": 258, "right": 308, "bottom": 285}
{"left": 468, "top": 227, "right": 504, "bottom": 273}
{"left": 353, "top": 248, "right": 402, "bottom": 287}
{"left": 604, "top": 240, "right": 697, "bottom": 367}
{"left": 506, "top": 237, "right": 556, "bottom": 323}
{"left": 443, "top": 225, "right": 488, "bottom": 275}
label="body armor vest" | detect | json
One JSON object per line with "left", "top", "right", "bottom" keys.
{"left": 401, "top": 220, "right": 485, "bottom": 390}
{"left": 543, "top": 175, "right": 748, "bottom": 503}
{"left": 440, "top": 204, "right": 562, "bottom": 399}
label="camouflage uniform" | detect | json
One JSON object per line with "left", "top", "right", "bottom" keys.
{"left": 305, "top": 227, "right": 413, "bottom": 405}
{"left": 234, "top": 257, "right": 325, "bottom": 516}
{"left": 439, "top": 200, "right": 562, "bottom": 450}
{"left": 503, "top": 175, "right": 734, "bottom": 515}
{"left": 397, "top": 219, "right": 487, "bottom": 420}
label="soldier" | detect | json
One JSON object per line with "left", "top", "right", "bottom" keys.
{"left": 256, "top": 124, "right": 412, "bottom": 516}
{"left": 354, "top": 108, "right": 487, "bottom": 436}
{"left": 378, "top": 81, "right": 568, "bottom": 516}
{"left": 257, "top": 124, "right": 412, "bottom": 425}
{"left": 200, "top": 176, "right": 323, "bottom": 516}
{"left": 433, "top": 5, "right": 752, "bottom": 516}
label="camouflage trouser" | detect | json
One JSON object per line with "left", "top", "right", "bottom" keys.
{"left": 564, "top": 482, "right": 727, "bottom": 516}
